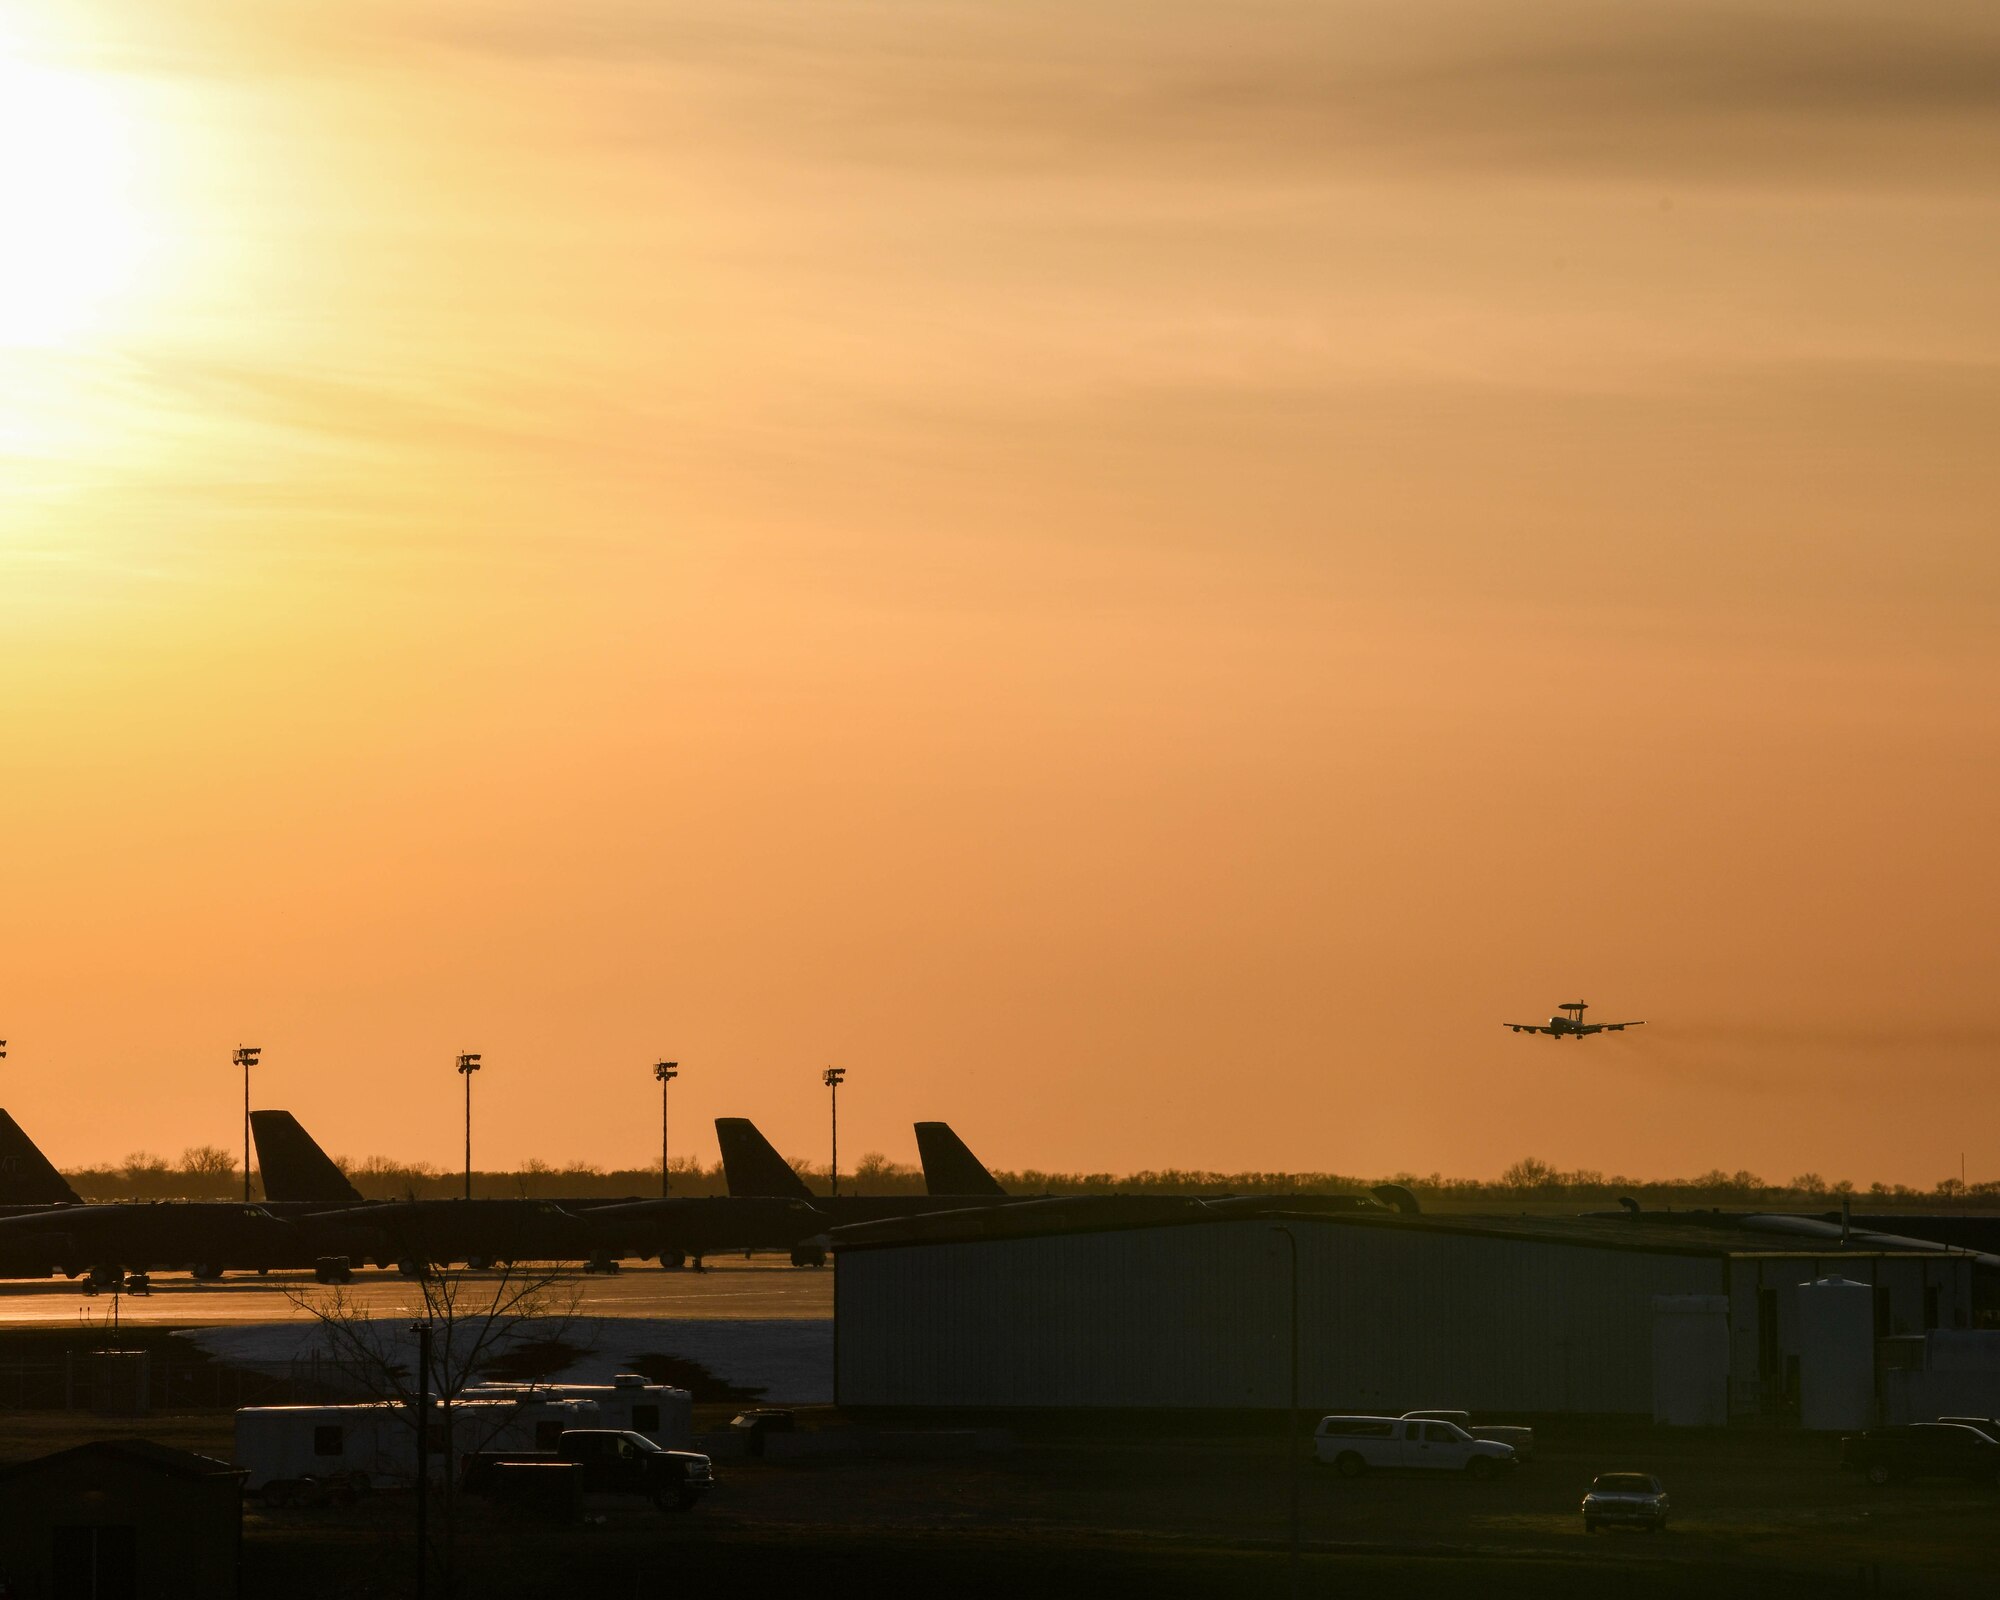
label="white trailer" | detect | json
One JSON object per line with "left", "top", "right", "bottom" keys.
{"left": 461, "top": 1373, "right": 692, "bottom": 1448}
{"left": 234, "top": 1396, "right": 598, "bottom": 1491}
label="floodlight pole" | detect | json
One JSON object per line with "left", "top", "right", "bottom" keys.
{"left": 823, "top": 1066, "right": 846, "bottom": 1197}
{"left": 654, "top": 1060, "right": 679, "bottom": 1198}
{"left": 1269, "top": 1224, "right": 1301, "bottom": 1600}
{"left": 456, "top": 1052, "right": 482, "bottom": 1201}
{"left": 234, "top": 1046, "right": 261, "bottom": 1202}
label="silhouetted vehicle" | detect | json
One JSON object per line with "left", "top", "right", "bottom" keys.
{"left": 1582, "top": 1472, "right": 1669, "bottom": 1532}
{"left": 1313, "top": 1416, "right": 1516, "bottom": 1477}
{"left": 1938, "top": 1416, "right": 2000, "bottom": 1443}
{"left": 1841, "top": 1424, "right": 2000, "bottom": 1486}
{"left": 462, "top": 1429, "right": 713, "bottom": 1510}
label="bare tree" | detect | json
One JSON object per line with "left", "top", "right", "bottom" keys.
{"left": 284, "top": 1261, "right": 584, "bottom": 1595}
{"left": 178, "top": 1145, "right": 238, "bottom": 1199}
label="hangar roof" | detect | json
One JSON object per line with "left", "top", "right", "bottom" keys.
{"left": 0, "top": 1439, "right": 245, "bottom": 1483}
{"left": 826, "top": 1196, "right": 1983, "bottom": 1262}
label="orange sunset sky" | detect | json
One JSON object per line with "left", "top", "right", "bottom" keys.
{"left": 2, "top": 1, "right": 1996, "bottom": 1186}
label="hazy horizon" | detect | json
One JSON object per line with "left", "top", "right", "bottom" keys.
{"left": 4, "top": 2, "right": 1995, "bottom": 1186}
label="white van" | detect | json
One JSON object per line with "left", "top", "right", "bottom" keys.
{"left": 461, "top": 1374, "right": 692, "bottom": 1449}
{"left": 234, "top": 1396, "right": 598, "bottom": 1492}
{"left": 1313, "top": 1415, "right": 1516, "bottom": 1478}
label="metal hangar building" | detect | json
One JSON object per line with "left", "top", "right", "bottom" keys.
{"left": 831, "top": 1198, "right": 1990, "bottom": 1419}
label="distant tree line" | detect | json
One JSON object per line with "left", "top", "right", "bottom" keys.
{"left": 60, "top": 1148, "right": 2000, "bottom": 1204}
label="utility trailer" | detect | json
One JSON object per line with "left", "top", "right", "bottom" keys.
{"left": 461, "top": 1374, "right": 692, "bottom": 1449}
{"left": 234, "top": 1396, "right": 598, "bottom": 1495}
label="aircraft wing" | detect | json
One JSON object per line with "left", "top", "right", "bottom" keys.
{"left": 1579, "top": 1021, "right": 1645, "bottom": 1034}
{"left": 1503, "top": 1023, "right": 1556, "bottom": 1034}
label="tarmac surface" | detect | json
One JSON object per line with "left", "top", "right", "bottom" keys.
{"left": 0, "top": 1257, "right": 834, "bottom": 1327}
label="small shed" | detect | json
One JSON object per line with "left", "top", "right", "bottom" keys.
{"left": 0, "top": 1439, "right": 246, "bottom": 1600}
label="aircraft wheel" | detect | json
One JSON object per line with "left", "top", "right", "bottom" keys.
{"left": 660, "top": 1250, "right": 686, "bottom": 1270}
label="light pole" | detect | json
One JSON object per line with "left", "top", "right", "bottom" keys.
{"left": 1269, "top": 1225, "right": 1300, "bottom": 1600}
{"left": 654, "top": 1060, "right": 678, "bottom": 1198}
{"left": 411, "top": 1320, "right": 432, "bottom": 1600}
{"left": 822, "top": 1066, "right": 846, "bottom": 1196}
{"left": 456, "top": 1052, "right": 481, "bottom": 1201}
{"left": 234, "top": 1046, "right": 261, "bottom": 1201}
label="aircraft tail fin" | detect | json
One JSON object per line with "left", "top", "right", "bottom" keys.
{"left": 913, "top": 1122, "right": 1008, "bottom": 1197}
{"left": 250, "top": 1110, "right": 363, "bottom": 1204}
{"left": 0, "top": 1109, "right": 82, "bottom": 1205}
{"left": 714, "top": 1118, "right": 815, "bottom": 1200}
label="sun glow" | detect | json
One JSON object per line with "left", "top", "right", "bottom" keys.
{"left": 0, "top": 42, "right": 153, "bottom": 348}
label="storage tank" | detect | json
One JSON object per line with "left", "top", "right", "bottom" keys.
{"left": 1650, "top": 1296, "right": 1730, "bottom": 1426}
{"left": 1796, "top": 1277, "right": 1875, "bottom": 1431}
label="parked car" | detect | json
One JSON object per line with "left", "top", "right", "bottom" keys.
{"left": 1402, "top": 1409, "right": 1537, "bottom": 1462}
{"left": 1313, "top": 1415, "right": 1516, "bottom": 1478}
{"left": 1840, "top": 1423, "right": 2000, "bottom": 1487}
{"left": 1582, "top": 1472, "right": 1669, "bottom": 1533}
{"left": 462, "top": 1429, "right": 714, "bottom": 1510}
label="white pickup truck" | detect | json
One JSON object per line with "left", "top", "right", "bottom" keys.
{"left": 1313, "top": 1415, "right": 1517, "bottom": 1478}
{"left": 1402, "top": 1409, "right": 1537, "bottom": 1462}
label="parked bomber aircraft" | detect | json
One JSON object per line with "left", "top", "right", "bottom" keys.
{"left": 1504, "top": 1001, "right": 1645, "bottom": 1038}
{"left": 0, "top": 1108, "right": 383, "bottom": 1282}
{"left": 0, "top": 1197, "right": 385, "bottom": 1284}
{"left": 0, "top": 1109, "right": 83, "bottom": 1208}
{"left": 913, "top": 1121, "right": 1008, "bottom": 1198}
{"left": 718, "top": 1117, "right": 1386, "bottom": 1260}
{"left": 714, "top": 1118, "right": 1009, "bottom": 1261}
{"left": 252, "top": 1109, "right": 820, "bottom": 1270}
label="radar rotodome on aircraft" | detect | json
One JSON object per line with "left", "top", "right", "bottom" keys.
{"left": 1504, "top": 1001, "right": 1645, "bottom": 1038}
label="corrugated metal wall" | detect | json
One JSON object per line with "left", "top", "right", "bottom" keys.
{"left": 837, "top": 1219, "right": 1728, "bottom": 1413}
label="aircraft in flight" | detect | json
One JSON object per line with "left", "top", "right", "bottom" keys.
{"left": 1504, "top": 1001, "right": 1645, "bottom": 1038}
